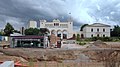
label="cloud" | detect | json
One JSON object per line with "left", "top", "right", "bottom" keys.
{"left": 0, "top": 0, "right": 120, "bottom": 31}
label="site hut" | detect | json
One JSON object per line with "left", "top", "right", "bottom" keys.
{"left": 78, "top": 23, "right": 111, "bottom": 38}
{"left": 10, "top": 35, "right": 49, "bottom": 48}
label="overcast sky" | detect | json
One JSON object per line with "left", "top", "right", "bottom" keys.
{"left": 0, "top": 0, "right": 120, "bottom": 31}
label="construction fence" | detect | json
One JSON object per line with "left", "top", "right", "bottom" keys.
{"left": 18, "top": 61, "right": 120, "bottom": 67}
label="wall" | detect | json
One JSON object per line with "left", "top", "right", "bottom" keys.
{"left": 84, "top": 26, "right": 110, "bottom": 38}
{"left": 28, "top": 20, "right": 37, "bottom": 28}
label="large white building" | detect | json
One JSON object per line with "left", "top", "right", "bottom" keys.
{"left": 40, "top": 19, "right": 73, "bottom": 39}
{"left": 79, "top": 23, "right": 111, "bottom": 38}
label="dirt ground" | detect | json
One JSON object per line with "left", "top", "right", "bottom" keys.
{"left": 0, "top": 41, "right": 120, "bottom": 67}
{"left": 0, "top": 48, "right": 101, "bottom": 67}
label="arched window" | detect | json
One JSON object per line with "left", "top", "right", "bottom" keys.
{"left": 81, "top": 34, "right": 84, "bottom": 38}
{"left": 91, "top": 28, "right": 93, "bottom": 32}
{"left": 97, "top": 28, "right": 99, "bottom": 32}
{"left": 103, "top": 29, "right": 105, "bottom": 32}
{"left": 63, "top": 30, "right": 67, "bottom": 39}
{"left": 97, "top": 34, "right": 99, "bottom": 37}
{"left": 103, "top": 34, "right": 105, "bottom": 37}
{"left": 91, "top": 34, "right": 93, "bottom": 37}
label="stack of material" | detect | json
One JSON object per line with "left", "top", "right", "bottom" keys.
{"left": 0, "top": 41, "right": 10, "bottom": 47}
{"left": 0, "top": 61, "right": 14, "bottom": 67}
{"left": 50, "top": 34, "right": 60, "bottom": 48}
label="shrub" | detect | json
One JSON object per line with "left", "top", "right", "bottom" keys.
{"left": 79, "top": 42, "right": 86, "bottom": 46}
{"left": 91, "top": 37, "right": 113, "bottom": 41}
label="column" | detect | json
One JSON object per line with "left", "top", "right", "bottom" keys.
{"left": 61, "top": 33, "right": 63, "bottom": 39}
{"left": 14, "top": 39, "right": 17, "bottom": 48}
{"left": 55, "top": 31, "right": 57, "bottom": 37}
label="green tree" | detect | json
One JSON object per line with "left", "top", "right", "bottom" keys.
{"left": 40, "top": 28, "right": 49, "bottom": 35}
{"left": 25, "top": 28, "right": 40, "bottom": 35}
{"left": 80, "top": 24, "right": 88, "bottom": 31}
{"left": 13, "top": 30, "right": 20, "bottom": 33}
{"left": 4, "top": 23, "right": 14, "bottom": 36}
{"left": 0, "top": 32, "right": 2, "bottom": 36}
{"left": 76, "top": 34, "right": 80, "bottom": 41}
{"left": 33, "top": 28, "right": 40, "bottom": 35}
{"left": 111, "top": 25, "right": 120, "bottom": 37}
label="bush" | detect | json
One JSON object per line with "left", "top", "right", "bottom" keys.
{"left": 80, "top": 37, "right": 120, "bottom": 42}
{"left": 79, "top": 42, "right": 86, "bottom": 46}
{"left": 91, "top": 37, "right": 98, "bottom": 41}
{"left": 84, "top": 38, "right": 92, "bottom": 42}
{"left": 91, "top": 37, "right": 113, "bottom": 41}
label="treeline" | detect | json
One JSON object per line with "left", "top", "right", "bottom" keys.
{"left": 25, "top": 28, "right": 49, "bottom": 36}
{"left": 0, "top": 23, "right": 49, "bottom": 36}
{"left": 111, "top": 25, "right": 120, "bottom": 37}
{"left": 0, "top": 23, "right": 20, "bottom": 36}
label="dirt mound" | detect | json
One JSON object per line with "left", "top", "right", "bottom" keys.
{"left": 93, "top": 40, "right": 109, "bottom": 48}
{"left": 0, "top": 54, "right": 27, "bottom": 62}
{"left": 0, "top": 48, "right": 78, "bottom": 62}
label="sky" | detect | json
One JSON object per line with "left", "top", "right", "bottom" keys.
{"left": 0, "top": 0, "right": 120, "bottom": 31}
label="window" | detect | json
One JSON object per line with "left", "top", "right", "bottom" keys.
{"left": 54, "top": 23, "right": 59, "bottom": 26}
{"left": 103, "top": 29, "right": 105, "bottom": 32}
{"left": 103, "top": 34, "right": 105, "bottom": 37}
{"left": 91, "top": 34, "right": 93, "bottom": 37}
{"left": 91, "top": 28, "right": 93, "bottom": 32}
{"left": 97, "top": 28, "right": 99, "bottom": 32}
{"left": 97, "top": 34, "right": 99, "bottom": 37}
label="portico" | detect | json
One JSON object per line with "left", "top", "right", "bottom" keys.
{"left": 51, "top": 30, "right": 68, "bottom": 39}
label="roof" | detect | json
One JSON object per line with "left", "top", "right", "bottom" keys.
{"left": 11, "top": 35, "right": 44, "bottom": 39}
{"left": 86, "top": 23, "right": 111, "bottom": 27}
{"left": 10, "top": 33, "right": 23, "bottom": 36}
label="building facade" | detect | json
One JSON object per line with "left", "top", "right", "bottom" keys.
{"left": 40, "top": 19, "right": 73, "bottom": 39}
{"left": 78, "top": 23, "right": 111, "bottom": 38}
{"left": 28, "top": 20, "right": 37, "bottom": 28}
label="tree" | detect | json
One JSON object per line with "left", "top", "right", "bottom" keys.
{"left": 80, "top": 24, "right": 88, "bottom": 31}
{"left": 0, "top": 32, "right": 2, "bottom": 36}
{"left": 4, "top": 23, "right": 14, "bottom": 36}
{"left": 13, "top": 30, "right": 20, "bottom": 33}
{"left": 0, "top": 32, "right": 5, "bottom": 36}
{"left": 76, "top": 34, "right": 80, "bottom": 41}
{"left": 40, "top": 28, "right": 49, "bottom": 35}
{"left": 111, "top": 25, "right": 120, "bottom": 37}
{"left": 25, "top": 28, "right": 40, "bottom": 35}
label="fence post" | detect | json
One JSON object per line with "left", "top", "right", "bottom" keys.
{"left": 45, "top": 61, "right": 47, "bottom": 67}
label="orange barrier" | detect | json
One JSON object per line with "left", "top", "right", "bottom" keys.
{"left": 15, "top": 61, "right": 28, "bottom": 67}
